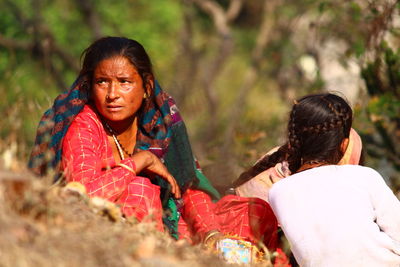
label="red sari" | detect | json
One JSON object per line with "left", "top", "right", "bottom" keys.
{"left": 62, "top": 105, "right": 278, "bottom": 249}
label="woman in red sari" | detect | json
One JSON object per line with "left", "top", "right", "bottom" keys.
{"left": 29, "top": 37, "right": 279, "bottom": 256}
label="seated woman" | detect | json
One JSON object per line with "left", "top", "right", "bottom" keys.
{"left": 28, "top": 37, "right": 279, "bottom": 253}
{"left": 234, "top": 127, "right": 362, "bottom": 202}
{"left": 264, "top": 93, "right": 400, "bottom": 266}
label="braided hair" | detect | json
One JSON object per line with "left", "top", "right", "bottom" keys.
{"left": 233, "top": 93, "right": 352, "bottom": 187}
{"left": 286, "top": 93, "right": 352, "bottom": 172}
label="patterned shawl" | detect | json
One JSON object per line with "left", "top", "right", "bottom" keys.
{"left": 28, "top": 77, "right": 220, "bottom": 238}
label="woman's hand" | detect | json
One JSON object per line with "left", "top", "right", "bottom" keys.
{"left": 252, "top": 169, "right": 282, "bottom": 188}
{"left": 203, "top": 230, "right": 224, "bottom": 250}
{"left": 131, "top": 151, "right": 181, "bottom": 199}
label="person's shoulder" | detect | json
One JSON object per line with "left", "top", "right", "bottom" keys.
{"left": 338, "top": 165, "right": 387, "bottom": 185}
{"left": 73, "top": 105, "right": 97, "bottom": 121}
{"left": 63, "top": 105, "right": 104, "bottom": 150}
{"left": 68, "top": 105, "right": 102, "bottom": 133}
{"left": 338, "top": 164, "right": 381, "bottom": 176}
{"left": 269, "top": 173, "right": 297, "bottom": 200}
{"left": 71, "top": 105, "right": 100, "bottom": 126}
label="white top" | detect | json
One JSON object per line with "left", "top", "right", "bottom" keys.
{"left": 269, "top": 165, "right": 400, "bottom": 267}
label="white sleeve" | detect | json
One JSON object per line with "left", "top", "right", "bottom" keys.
{"left": 369, "top": 169, "right": 400, "bottom": 242}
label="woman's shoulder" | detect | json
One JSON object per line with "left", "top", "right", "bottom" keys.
{"left": 67, "top": 104, "right": 103, "bottom": 134}
{"left": 73, "top": 104, "right": 98, "bottom": 121}
{"left": 268, "top": 170, "right": 298, "bottom": 200}
{"left": 71, "top": 105, "right": 102, "bottom": 126}
{"left": 339, "top": 164, "right": 389, "bottom": 185}
{"left": 299, "top": 165, "right": 383, "bottom": 182}
{"left": 336, "top": 165, "right": 383, "bottom": 179}
{"left": 270, "top": 165, "right": 365, "bottom": 194}
{"left": 301, "top": 165, "right": 388, "bottom": 192}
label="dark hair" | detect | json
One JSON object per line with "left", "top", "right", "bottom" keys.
{"left": 79, "top": 36, "right": 154, "bottom": 94}
{"left": 233, "top": 93, "right": 353, "bottom": 187}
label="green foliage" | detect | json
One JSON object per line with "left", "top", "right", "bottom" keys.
{"left": 361, "top": 42, "right": 400, "bottom": 175}
{"left": 0, "top": 0, "right": 399, "bottom": 185}
{"left": 0, "top": 0, "right": 183, "bottom": 162}
{"left": 368, "top": 93, "right": 400, "bottom": 120}
{"left": 310, "top": 0, "right": 400, "bottom": 182}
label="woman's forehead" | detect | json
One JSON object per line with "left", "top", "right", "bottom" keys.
{"left": 94, "top": 56, "right": 138, "bottom": 76}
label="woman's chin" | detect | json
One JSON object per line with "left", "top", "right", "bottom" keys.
{"left": 101, "top": 113, "right": 136, "bottom": 126}
{"left": 101, "top": 113, "right": 124, "bottom": 123}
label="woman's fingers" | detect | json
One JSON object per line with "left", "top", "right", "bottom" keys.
{"left": 143, "top": 152, "right": 181, "bottom": 198}
{"left": 166, "top": 174, "right": 181, "bottom": 198}
{"left": 253, "top": 170, "right": 274, "bottom": 187}
{"left": 155, "top": 170, "right": 181, "bottom": 199}
{"left": 129, "top": 148, "right": 183, "bottom": 198}
{"left": 271, "top": 176, "right": 283, "bottom": 184}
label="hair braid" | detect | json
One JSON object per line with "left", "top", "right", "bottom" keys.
{"left": 234, "top": 93, "right": 353, "bottom": 185}
{"left": 287, "top": 93, "right": 353, "bottom": 172}
{"left": 298, "top": 95, "right": 351, "bottom": 136}
{"left": 287, "top": 104, "right": 302, "bottom": 172}
{"left": 323, "top": 95, "right": 352, "bottom": 138}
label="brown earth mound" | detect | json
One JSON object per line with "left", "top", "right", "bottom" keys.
{"left": 0, "top": 171, "right": 274, "bottom": 266}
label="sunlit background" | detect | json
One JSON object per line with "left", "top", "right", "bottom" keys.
{"left": 0, "top": 0, "right": 399, "bottom": 193}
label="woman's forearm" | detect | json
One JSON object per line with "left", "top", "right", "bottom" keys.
{"left": 130, "top": 151, "right": 154, "bottom": 174}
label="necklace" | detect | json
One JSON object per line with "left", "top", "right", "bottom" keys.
{"left": 297, "top": 160, "right": 328, "bottom": 173}
{"left": 103, "top": 121, "right": 134, "bottom": 160}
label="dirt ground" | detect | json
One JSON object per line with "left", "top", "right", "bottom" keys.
{"left": 0, "top": 170, "right": 276, "bottom": 267}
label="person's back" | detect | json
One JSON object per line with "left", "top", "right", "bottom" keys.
{"left": 269, "top": 164, "right": 400, "bottom": 267}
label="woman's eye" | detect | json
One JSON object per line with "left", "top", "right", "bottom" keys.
{"left": 96, "top": 80, "right": 106, "bottom": 84}
{"left": 121, "top": 80, "right": 130, "bottom": 84}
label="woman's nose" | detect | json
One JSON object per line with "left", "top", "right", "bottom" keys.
{"left": 106, "top": 82, "right": 120, "bottom": 100}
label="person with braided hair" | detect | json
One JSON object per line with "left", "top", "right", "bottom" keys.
{"left": 264, "top": 93, "right": 400, "bottom": 266}
{"left": 234, "top": 105, "right": 362, "bottom": 203}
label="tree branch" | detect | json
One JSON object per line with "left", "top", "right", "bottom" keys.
{"left": 222, "top": 0, "right": 280, "bottom": 152}
{"left": 4, "top": 0, "right": 32, "bottom": 29}
{"left": 170, "top": 1, "right": 203, "bottom": 106}
{"left": 2, "top": 0, "right": 79, "bottom": 88}
{"left": 226, "top": 0, "right": 244, "bottom": 22}
{"left": 74, "top": 0, "right": 103, "bottom": 40}
{"left": 190, "top": 0, "right": 242, "bottom": 133}
{"left": 52, "top": 43, "right": 80, "bottom": 72}
{"left": 0, "top": 35, "right": 32, "bottom": 50}
{"left": 191, "top": 0, "right": 230, "bottom": 36}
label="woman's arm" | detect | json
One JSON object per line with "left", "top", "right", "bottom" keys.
{"left": 62, "top": 111, "right": 180, "bottom": 199}
{"left": 62, "top": 115, "right": 138, "bottom": 200}
{"left": 131, "top": 151, "right": 180, "bottom": 198}
{"left": 181, "top": 189, "right": 221, "bottom": 242}
{"left": 369, "top": 169, "right": 400, "bottom": 243}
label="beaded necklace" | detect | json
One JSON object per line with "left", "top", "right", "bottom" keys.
{"left": 103, "top": 121, "right": 134, "bottom": 160}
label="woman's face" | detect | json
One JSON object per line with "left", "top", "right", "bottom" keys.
{"left": 92, "top": 56, "right": 147, "bottom": 124}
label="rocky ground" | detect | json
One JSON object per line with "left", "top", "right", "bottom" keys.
{"left": 0, "top": 170, "right": 278, "bottom": 267}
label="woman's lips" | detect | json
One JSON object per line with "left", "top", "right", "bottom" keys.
{"left": 106, "top": 105, "right": 123, "bottom": 111}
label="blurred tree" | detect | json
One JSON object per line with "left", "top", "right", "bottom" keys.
{"left": 0, "top": 0, "right": 399, "bottom": 189}
{"left": 361, "top": 42, "right": 400, "bottom": 187}
{"left": 309, "top": 0, "right": 400, "bottom": 188}
{"left": 0, "top": 0, "right": 182, "bottom": 154}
